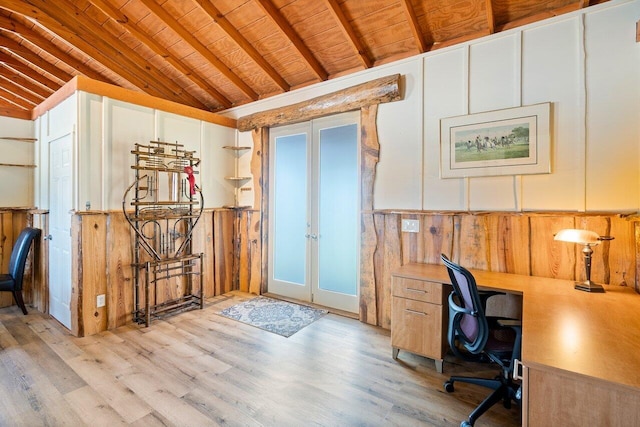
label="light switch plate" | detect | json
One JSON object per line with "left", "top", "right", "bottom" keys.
{"left": 97, "top": 294, "right": 105, "bottom": 308}
{"left": 401, "top": 219, "right": 420, "bottom": 233}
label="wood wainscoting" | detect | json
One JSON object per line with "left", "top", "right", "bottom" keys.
{"left": 360, "top": 211, "right": 640, "bottom": 329}
{"left": 79, "top": 208, "right": 640, "bottom": 335}
{"left": 4, "top": 207, "right": 639, "bottom": 337}
{"left": 0, "top": 208, "right": 48, "bottom": 314}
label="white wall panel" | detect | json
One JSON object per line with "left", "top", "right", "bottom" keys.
{"left": 202, "top": 124, "right": 236, "bottom": 208}
{"left": 78, "top": 93, "right": 104, "bottom": 211}
{"left": 157, "top": 112, "right": 201, "bottom": 149}
{"left": 104, "top": 100, "right": 155, "bottom": 210}
{"left": 585, "top": 0, "right": 640, "bottom": 210}
{"left": 46, "top": 95, "right": 77, "bottom": 141}
{"left": 469, "top": 34, "right": 520, "bottom": 113}
{"left": 375, "top": 60, "right": 423, "bottom": 210}
{"left": 468, "top": 34, "right": 521, "bottom": 210}
{"left": 521, "top": 18, "right": 584, "bottom": 210}
{"left": 423, "top": 47, "right": 468, "bottom": 210}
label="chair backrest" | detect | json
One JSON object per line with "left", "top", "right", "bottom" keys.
{"left": 441, "top": 254, "right": 490, "bottom": 355}
{"left": 8, "top": 227, "right": 41, "bottom": 291}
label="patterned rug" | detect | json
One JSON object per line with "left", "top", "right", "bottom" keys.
{"left": 219, "top": 296, "right": 327, "bottom": 337}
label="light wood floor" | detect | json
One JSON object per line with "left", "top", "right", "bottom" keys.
{"left": 0, "top": 292, "right": 520, "bottom": 426}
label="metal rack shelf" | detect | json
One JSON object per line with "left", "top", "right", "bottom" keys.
{"left": 123, "top": 140, "right": 204, "bottom": 327}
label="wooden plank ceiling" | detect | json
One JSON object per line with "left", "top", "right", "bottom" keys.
{"left": 0, "top": 0, "right": 608, "bottom": 119}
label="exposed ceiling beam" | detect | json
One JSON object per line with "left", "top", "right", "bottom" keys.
{"left": 0, "top": 73, "right": 45, "bottom": 104}
{"left": 138, "top": 0, "right": 259, "bottom": 101}
{"left": 254, "top": 0, "right": 328, "bottom": 81}
{"left": 0, "top": 18, "right": 116, "bottom": 84}
{"left": 486, "top": 0, "right": 496, "bottom": 34}
{"left": 0, "top": 97, "right": 32, "bottom": 119}
{"left": 194, "top": 0, "right": 289, "bottom": 92}
{"left": 5, "top": 0, "right": 210, "bottom": 109}
{"left": 0, "top": 84, "right": 36, "bottom": 108}
{"left": 0, "top": 52, "right": 61, "bottom": 91}
{"left": 399, "top": 0, "right": 428, "bottom": 53}
{"left": 324, "top": 0, "right": 373, "bottom": 69}
{"left": 87, "top": 0, "right": 232, "bottom": 109}
{"left": 0, "top": 96, "right": 31, "bottom": 116}
{"left": 0, "top": 64, "right": 53, "bottom": 98}
{"left": 38, "top": 0, "right": 209, "bottom": 108}
{"left": 0, "top": 45, "right": 71, "bottom": 84}
{"left": 2, "top": 0, "right": 182, "bottom": 102}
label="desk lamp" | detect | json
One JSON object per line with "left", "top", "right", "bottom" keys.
{"left": 554, "top": 229, "right": 614, "bottom": 293}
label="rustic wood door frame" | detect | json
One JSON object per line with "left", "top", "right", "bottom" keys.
{"left": 239, "top": 74, "right": 402, "bottom": 322}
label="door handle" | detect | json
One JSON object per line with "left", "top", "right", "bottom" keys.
{"left": 43, "top": 234, "right": 53, "bottom": 241}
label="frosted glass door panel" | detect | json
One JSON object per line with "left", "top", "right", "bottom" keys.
{"left": 273, "top": 133, "right": 307, "bottom": 285}
{"left": 318, "top": 124, "right": 358, "bottom": 295}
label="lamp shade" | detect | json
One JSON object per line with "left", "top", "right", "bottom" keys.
{"left": 554, "top": 229, "right": 601, "bottom": 245}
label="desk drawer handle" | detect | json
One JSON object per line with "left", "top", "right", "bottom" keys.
{"left": 405, "top": 308, "right": 427, "bottom": 316}
{"left": 406, "top": 287, "right": 428, "bottom": 293}
{"left": 513, "top": 359, "right": 524, "bottom": 381}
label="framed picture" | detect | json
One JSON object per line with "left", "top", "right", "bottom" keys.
{"left": 440, "top": 103, "right": 551, "bottom": 178}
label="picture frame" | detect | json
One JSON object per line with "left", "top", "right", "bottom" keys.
{"left": 440, "top": 103, "right": 551, "bottom": 178}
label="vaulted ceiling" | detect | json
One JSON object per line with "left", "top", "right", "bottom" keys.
{"left": 0, "top": 0, "right": 608, "bottom": 120}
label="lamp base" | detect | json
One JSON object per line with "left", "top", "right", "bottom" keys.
{"left": 574, "top": 281, "right": 605, "bottom": 293}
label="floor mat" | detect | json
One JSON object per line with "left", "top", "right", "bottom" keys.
{"left": 218, "top": 296, "right": 327, "bottom": 337}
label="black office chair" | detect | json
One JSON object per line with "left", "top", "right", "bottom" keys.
{"left": 441, "top": 254, "right": 522, "bottom": 427}
{"left": 0, "top": 227, "right": 41, "bottom": 315}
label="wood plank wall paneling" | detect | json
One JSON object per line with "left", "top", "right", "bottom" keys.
{"left": 80, "top": 213, "right": 108, "bottom": 336}
{"left": 0, "top": 211, "right": 16, "bottom": 307}
{"left": 193, "top": 210, "right": 214, "bottom": 298}
{"left": 65, "top": 209, "right": 238, "bottom": 336}
{"left": 106, "top": 212, "right": 134, "bottom": 329}
{"left": 213, "top": 209, "right": 235, "bottom": 296}
{"left": 0, "top": 209, "right": 47, "bottom": 313}
{"left": 365, "top": 211, "right": 640, "bottom": 327}
{"left": 3, "top": 207, "right": 639, "bottom": 337}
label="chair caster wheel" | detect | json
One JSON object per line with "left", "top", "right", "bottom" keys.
{"left": 461, "top": 421, "right": 472, "bottom": 427}
{"left": 444, "top": 381, "right": 455, "bottom": 393}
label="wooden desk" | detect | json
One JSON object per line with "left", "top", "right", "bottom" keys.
{"left": 392, "top": 263, "right": 640, "bottom": 426}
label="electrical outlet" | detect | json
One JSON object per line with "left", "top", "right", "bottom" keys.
{"left": 401, "top": 219, "right": 420, "bottom": 233}
{"left": 96, "top": 294, "right": 105, "bottom": 308}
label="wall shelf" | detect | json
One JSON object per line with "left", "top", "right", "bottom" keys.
{"left": 223, "top": 144, "right": 252, "bottom": 208}
{"left": 222, "top": 145, "right": 251, "bottom": 151}
{"left": 0, "top": 137, "right": 37, "bottom": 143}
{"left": 0, "top": 163, "right": 36, "bottom": 168}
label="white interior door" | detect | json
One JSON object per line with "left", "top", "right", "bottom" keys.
{"left": 49, "top": 134, "right": 73, "bottom": 329}
{"left": 268, "top": 112, "right": 360, "bottom": 313}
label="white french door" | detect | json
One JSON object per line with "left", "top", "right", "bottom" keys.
{"left": 268, "top": 112, "right": 360, "bottom": 313}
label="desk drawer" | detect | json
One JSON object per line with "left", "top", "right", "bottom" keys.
{"left": 391, "top": 297, "right": 445, "bottom": 359}
{"left": 392, "top": 277, "right": 446, "bottom": 304}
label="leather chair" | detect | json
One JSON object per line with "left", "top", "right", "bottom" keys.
{"left": 440, "top": 254, "right": 522, "bottom": 427}
{"left": 0, "top": 227, "right": 41, "bottom": 315}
